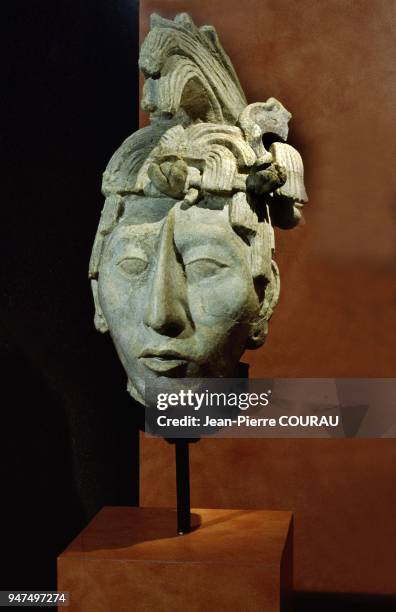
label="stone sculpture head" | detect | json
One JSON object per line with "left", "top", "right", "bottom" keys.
{"left": 89, "top": 13, "right": 307, "bottom": 405}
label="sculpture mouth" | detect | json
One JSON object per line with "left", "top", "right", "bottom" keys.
{"left": 139, "top": 349, "right": 189, "bottom": 374}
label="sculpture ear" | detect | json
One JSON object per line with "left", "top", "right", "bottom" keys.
{"left": 246, "top": 261, "right": 280, "bottom": 350}
{"left": 91, "top": 279, "right": 109, "bottom": 333}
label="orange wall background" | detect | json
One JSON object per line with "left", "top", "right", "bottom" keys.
{"left": 139, "top": 0, "right": 396, "bottom": 595}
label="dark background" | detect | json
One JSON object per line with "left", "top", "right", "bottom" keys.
{"left": 1, "top": 1, "right": 395, "bottom": 611}
{"left": 2, "top": 0, "right": 140, "bottom": 593}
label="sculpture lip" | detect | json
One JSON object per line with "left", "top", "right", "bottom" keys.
{"left": 139, "top": 348, "right": 188, "bottom": 360}
{"left": 139, "top": 349, "right": 189, "bottom": 373}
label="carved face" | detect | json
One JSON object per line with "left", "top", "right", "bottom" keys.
{"left": 96, "top": 196, "right": 266, "bottom": 404}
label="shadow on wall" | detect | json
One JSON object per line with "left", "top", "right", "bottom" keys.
{"left": 0, "top": 331, "right": 84, "bottom": 590}
{"left": 0, "top": 306, "right": 140, "bottom": 591}
{"left": 294, "top": 592, "right": 396, "bottom": 612}
{"left": 1, "top": 0, "right": 141, "bottom": 591}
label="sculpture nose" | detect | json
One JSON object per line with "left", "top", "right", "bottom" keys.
{"left": 143, "top": 211, "right": 191, "bottom": 337}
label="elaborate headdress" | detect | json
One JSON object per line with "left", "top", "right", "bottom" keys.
{"left": 90, "top": 13, "right": 307, "bottom": 314}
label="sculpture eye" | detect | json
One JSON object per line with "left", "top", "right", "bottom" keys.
{"left": 117, "top": 257, "right": 148, "bottom": 277}
{"left": 185, "top": 258, "right": 228, "bottom": 283}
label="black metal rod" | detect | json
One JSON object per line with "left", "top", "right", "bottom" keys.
{"left": 175, "top": 439, "right": 191, "bottom": 535}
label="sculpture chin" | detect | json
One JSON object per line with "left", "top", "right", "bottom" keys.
{"left": 127, "top": 378, "right": 145, "bottom": 405}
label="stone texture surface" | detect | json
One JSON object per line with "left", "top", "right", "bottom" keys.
{"left": 89, "top": 12, "right": 306, "bottom": 403}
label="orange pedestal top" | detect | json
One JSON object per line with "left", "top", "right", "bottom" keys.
{"left": 58, "top": 506, "right": 293, "bottom": 612}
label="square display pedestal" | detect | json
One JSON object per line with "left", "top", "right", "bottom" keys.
{"left": 58, "top": 507, "right": 293, "bottom": 612}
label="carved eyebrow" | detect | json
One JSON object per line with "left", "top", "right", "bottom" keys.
{"left": 174, "top": 223, "right": 242, "bottom": 256}
{"left": 182, "top": 246, "right": 231, "bottom": 267}
{"left": 115, "top": 245, "right": 148, "bottom": 263}
{"left": 105, "top": 221, "right": 161, "bottom": 250}
{"left": 112, "top": 220, "right": 163, "bottom": 237}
